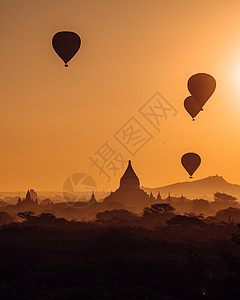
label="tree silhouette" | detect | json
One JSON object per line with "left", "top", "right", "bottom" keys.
{"left": 0, "top": 212, "right": 14, "bottom": 225}
{"left": 167, "top": 215, "right": 205, "bottom": 227}
{"left": 192, "top": 199, "right": 210, "bottom": 214}
{"left": 96, "top": 209, "right": 138, "bottom": 223}
{"left": 216, "top": 207, "right": 240, "bottom": 223}
{"left": 17, "top": 211, "right": 35, "bottom": 220}
{"left": 212, "top": 192, "right": 238, "bottom": 211}
{"left": 38, "top": 213, "right": 55, "bottom": 219}
{"left": 143, "top": 203, "right": 175, "bottom": 217}
{"left": 214, "top": 192, "right": 237, "bottom": 203}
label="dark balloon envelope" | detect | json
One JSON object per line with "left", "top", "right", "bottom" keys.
{"left": 187, "top": 73, "right": 216, "bottom": 108}
{"left": 52, "top": 31, "right": 81, "bottom": 67}
{"left": 181, "top": 152, "right": 201, "bottom": 178}
{"left": 184, "top": 96, "right": 202, "bottom": 121}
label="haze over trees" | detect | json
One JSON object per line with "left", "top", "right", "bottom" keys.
{"left": 1, "top": 163, "right": 240, "bottom": 298}
{"left": 1, "top": 206, "right": 240, "bottom": 299}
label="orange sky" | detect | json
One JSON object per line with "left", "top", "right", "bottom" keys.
{"left": 1, "top": 0, "right": 240, "bottom": 192}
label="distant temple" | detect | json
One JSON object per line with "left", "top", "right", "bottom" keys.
{"left": 103, "top": 160, "right": 154, "bottom": 212}
{"left": 17, "top": 189, "right": 38, "bottom": 209}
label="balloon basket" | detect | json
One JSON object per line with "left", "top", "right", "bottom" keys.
{"left": 192, "top": 118, "right": 195, "bottom": 121}
{"left": 64, "top": 64, "right": 68, "bottom": 67}
{"left": 189, "top": 176, "right": 193, "bottom": 179}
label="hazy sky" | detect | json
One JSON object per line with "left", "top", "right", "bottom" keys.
{"left": 1, "top": 0, "right": 240, "bottom": 192}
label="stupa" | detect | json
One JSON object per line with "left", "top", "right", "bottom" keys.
{"left": 103, "top": 160, "right": 150, "bottom": 212}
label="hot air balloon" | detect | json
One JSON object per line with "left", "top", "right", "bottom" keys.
{"left": 184, "top": 96, "right": 202, "bottom": 121}
{"left": 187, "top": 73, "right": 216, "bottom": 108}
{"left": 181, "top": 152, "right": 201, "bottom": 178}
{"left": 52, "top": 31, "right": 81, "bottom": 67}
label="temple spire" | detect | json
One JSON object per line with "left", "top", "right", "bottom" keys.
{"left": 119, "top": 160, "right": 140, "bottom": 189}
{"left": 26, "top": 190, "right": 31, "bottom": 202}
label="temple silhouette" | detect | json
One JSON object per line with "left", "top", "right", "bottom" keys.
{"left": 103, "top": 160, "right": 153, "bottom": 212}
{"left": 17, "top": 189, "right": 38, "bottom": 209}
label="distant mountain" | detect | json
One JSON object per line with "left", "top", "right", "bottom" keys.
{"left": 142, "top": 176, "right": 240, "bottom": 200}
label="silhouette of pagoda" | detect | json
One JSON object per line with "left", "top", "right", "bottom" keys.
{"left": 120, "top": 160, "right": 140, "bottom": 190}
{"left": 17, "top": 189, "right": 38, "bottom": 209}
{"left": 103, "top": 160, "right": 151, "bottom": 212}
